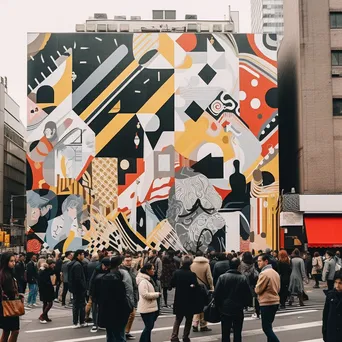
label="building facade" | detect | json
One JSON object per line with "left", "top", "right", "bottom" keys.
{"left": 279, "top": 0, "right": 342, "bottom": 250}
{"left": 251, "top": 0, "right": 284, "bottom": 36}
{"left": 0, "top": 78, "right": 26, "bottom": 249}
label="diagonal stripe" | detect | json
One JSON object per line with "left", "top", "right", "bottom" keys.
{"left": 79, "top": 60, "right": 139, "bottom": 121}
{"left": 133, "top": 33, "right": 152, "bottom": 50}
{"left": 135, "top": 38, "right": 159, "bottom": 58}
{"left": 95, "top": 114, "right": 134, "bottom": 154}
{"left": 137, "top": 74, "right": 174, "bottom": 114}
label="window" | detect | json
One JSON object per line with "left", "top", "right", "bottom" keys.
{"left": 165, "top": 10, "right": 176, "bottom": 20}
{"left": 332, "top": 51, "right": 342, "bottom": 66}
{"left": 333, "top": 99, "right": 342, "bottom": 116}
{"left": 152, "top": 10, "right": 163, "bottom": 20}
{"left": 330, "top": 12, "right": 342, "bottom": 29}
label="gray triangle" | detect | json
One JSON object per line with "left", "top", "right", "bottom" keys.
{"left": 212, "top": 53, "right": 226, "bottom": 70}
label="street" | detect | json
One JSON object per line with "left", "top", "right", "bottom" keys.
{"left": 19, "top": 281, "right": 326, "bottom": 342}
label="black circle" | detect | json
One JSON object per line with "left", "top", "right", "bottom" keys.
{"left": 257, "top": 114, "right": 263, "bottom": 119}
{"left": 265, "top": 88, "right": 278, "bottom": 109}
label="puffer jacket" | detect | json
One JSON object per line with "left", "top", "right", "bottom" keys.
{"left": 136, "top": 272, "right": 160, "bottom": 314}
{"left": 190, "top": 257, "right": 214, "bottom": 290}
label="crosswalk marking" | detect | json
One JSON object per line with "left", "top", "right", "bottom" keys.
{"left": 298, "top": 340, "right": 323, "bottom": 342}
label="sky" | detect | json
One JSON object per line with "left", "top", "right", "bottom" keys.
{"left": 0, "top": 0, "right": 251, "bottom": 123}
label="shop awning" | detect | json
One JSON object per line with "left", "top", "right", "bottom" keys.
{"left": 305, "top": 216, "right": 342, "bottom": 247}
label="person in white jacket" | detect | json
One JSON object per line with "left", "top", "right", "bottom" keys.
{"left": 136, "top": 263, "right": 161, "bottom": 342}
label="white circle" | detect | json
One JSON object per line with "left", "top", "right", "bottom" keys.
{"left": 239, "top": 91, "right": 247, "bottom": 101}
{"left": 120, "top": 159, "right": 130, "bottom": 170}
{"left": 251, "top": 79, "right": 258, "bottom": 87}
{"left": 251, "top": 98, "right": 261, "bottom": 109}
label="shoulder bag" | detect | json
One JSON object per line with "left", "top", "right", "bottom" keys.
{"left": 1, "top": 280, "right": 25, "bottom": 317}
{"left": 204, "top": 298, "right": 221, "bottom": 323}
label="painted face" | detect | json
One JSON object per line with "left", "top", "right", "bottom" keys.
{"left": 44, "top": 128, "right": 55, "bottom": 139}
{"left": 51, "top": 216, "right": 64, "bottom": 239}
{"left": 67, "top": 207, "right": 77, "bottom": 220}
{"left": 30, "top": 207, "right": 41, "bottom": 221}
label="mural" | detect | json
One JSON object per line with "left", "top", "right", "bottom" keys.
{"left": 27, "top": 33, "right": 279, "bottom": 254}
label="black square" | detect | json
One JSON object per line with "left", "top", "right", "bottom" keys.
{"left": 198, "top": 64, "right": 217, "bottom": 85}
{"left": 185, "top": 101, "right": 204, "bottom": 122}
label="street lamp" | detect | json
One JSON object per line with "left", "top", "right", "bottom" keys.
{"left": 10, "top": 194, "right": 26, "bottom": 226}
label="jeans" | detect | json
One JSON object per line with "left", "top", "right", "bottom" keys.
{"left": 61, "top": 283, "right": 69, "bottom": 306}
{"left": 221, "top": 312, "right": 244, "bottom": 342}
{"left": 140, "top": 311, "right": 158, "bottom": 342}
{"left": 106, "top": 327, "right": 126, "bottom": 342}
{"left": 27, "top": 283, "right": 38, "bottom": 305}
{"left": 170, "top": 314, "right": 192, "bottom": 342}
{"left": 72, "top": 292, "right": 86, "bottom": 325}
{"left": 260, "top": 305, "right": 280, "bottom": 342}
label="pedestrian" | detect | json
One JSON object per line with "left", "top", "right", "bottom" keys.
{"left": 144, "top": 249, "right": 162, "bottom": 285}
{"left": 322, "top": 250, "right": 337, "bottom": 291}
{"left": 38, "top": 259, "right": 56, "bottom": 323}
{"left": 54, "top": 253, "right": 62, "bottom": 303}
{"left": 85, "top": 254, "right": 100, "bottom": 323}
{"left": 322, "top": 270, "right": 342, "bottom": 342}
{"left": 239, "top": 252, "right": 259, "bottom": 318}
{"left": 68, "top": 250, "right": 87, "bottom": 328}
{"left": 335, "top": 251, "right": 341, "bottom": 267}
{"left": 272, "top": 250, "right": 279, "bottom": 261}
{"left": 277, "top": 250, "right": 291, "bottom": 309}
{"left": 170, "top": 255, "right": 199, "bottom": 342}
{"left": 120, "top": 255, "right": 139, "bottom": 340}
{"left": 37, "top": 254, "right": 47, "bottom": 270}
{"left": 213, "top": 253, "right": 230, "bottom": 286}
{"left": 312, "top": 252, "right": 323, "bottom": 289}
{"left": 190, "top": 250, "right": 214, "bottom": 332}
{"left": 0, "top": 252, "right": 23, "bottom": 342}
{"left": 61, "top": 251, "right": 73, "bottom": 307}
{"left": 255, "top": 254, "right": 281, "bottom": 342}
{"left": 97, "top": 256, "right": 132, "bottom": 342}
{"left": 265, "top": 248, "right": 278, "bottom": 270}
{"left": 288, "top": 248, "right": 306, "bottom": 306}
{"left": 136, "top": 263, "right": 161, "bottom": 342}
{"left": 160, "top": 252, "right": 176, "bottom": 308}
{"left": 14, "top": 253, "right": 26, "bottom": 295}
{"left": 26, "top": 253, "right": 39, "bottom": 308}
{"left": 215, "top": 257, "right": 252, "bottom": 342}
{"left": 88, "top": 257, "right": 111, "bottom": 333}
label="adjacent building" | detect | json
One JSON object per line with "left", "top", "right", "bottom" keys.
{"left": 0, "top": 78, "right": 26, "bottom": 249}
{"left": 279, "top": 0, "right": 342, "bottom": 250}
{"left": 251, "top": 0, "right": 284, "bottom": 36}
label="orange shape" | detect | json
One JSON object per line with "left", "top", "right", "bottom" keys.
{"left": 176, "top": 34, "right": 197, "bottom": 52}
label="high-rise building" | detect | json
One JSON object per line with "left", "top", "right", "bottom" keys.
{"left": 251, "top": 0, "right": 284, "bottom": 36}
{"left": 0, "top": 78, "right": 26, "bottom": 250}
{"left": 278, "top": 0, "right": 342, "bottom": 250}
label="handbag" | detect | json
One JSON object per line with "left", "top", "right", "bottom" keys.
{"left": 204, "top": 298, "right": 221, "bottom": 323}
{"left": 1, "top": 280, "right": 25, "bottom": 317}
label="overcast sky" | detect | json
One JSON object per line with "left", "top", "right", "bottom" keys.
{"left": 0, "top": 0, "right": 251, "bottom": 123}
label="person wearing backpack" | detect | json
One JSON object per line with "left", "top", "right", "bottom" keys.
{"left": 312, "top": 252, "right": 323, "bottom": 288}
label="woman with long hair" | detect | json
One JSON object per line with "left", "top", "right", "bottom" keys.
{"left": 277, "top": 250, "right": 292, "bottom": 309}
{"left": 0, "top": 252, "right": 23, "bottom": 342}
{"left": 312, "top": 252, "right": 323, "bottom": 288}
{"left": 288, "top": 248, "right": 306, "bottom": 306}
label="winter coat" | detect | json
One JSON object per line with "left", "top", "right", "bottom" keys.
{"left": 239, "top": 262, "right": 259, "bottom": 300}
{"left": 312, "top": 256, "right": 323, "bottom": 275}
{"left": 214, "top": 269, "right": 252, "bottom": 316}
{"left": 288, "top": 256, "right": 306, "bottom": 294}
{"left": 89, "top": 264, "right": 109, "bottom": 302}
{"left": 144, "top": 256, "right": 162, "bottom": 280}
{"left": 277, "top": 261, "right": 292, "bottom": 285}
{"left": 26, "top": 260, "right": 38, "bottom": 284}
{"left": 68, "top": 260, "right": 87, "bottom": 294}
{"left": 97, "top": 270, "right": 131, "bottom": 329}
{"left": 119, "top": 269, "right": 135, "bottom": 308}
{"left": 61, "top": 259, "right": 71, "bottom": 283}
{"left": 14, "top": 261, "right": 26, "bottom": 282}
{"left": 86, "top": 259, "right": 100, "bottom": 290}
{"left": 38, "top": 265, "right": 55, "bottom": 302}
{"left": 55, "top": 259, "right": 62, "bottom": 282}
{"left": 322, "top": 289, "right": 342, "bottom": 342}
{"left": 255, "top": 265, "right": 280, "bottom": 306}
{"left": 170, "top": 266, "right": 198, "bottom": 316}
{"left": 160, "top": 257, "right": 177, "bottom": 289}
{"left": 120, "top": 265, "right": 139, "bottom": 307}
{"left": 190, "top": 256, "right": 214, "bottom": 291}
{"left": 213, "top": 260, "right": 230, "bottom": 286}
{"left": 136, "top": 272, "right": 160, "bottom": 314}
{"left": 322, "top": 258, "right": 336, "bottom": 282}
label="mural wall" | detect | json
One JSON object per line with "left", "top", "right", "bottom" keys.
{"left": 26, "top": 33, "right": 279, "bottom": 254}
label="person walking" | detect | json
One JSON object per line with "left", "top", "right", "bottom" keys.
{"left": 312, "top": 252, "right": 323, "bottom": 289}
{"left": 68, "top": 250, "right": 87, "bottom": 328}
{"left": 54, "top": 254, "right": 62, "bottom": 303}
{"left": 26, "top": 254, "right": 39, "bottom": 308}
{"left": 322, "top": 250, "right": 337, "bottom": 291}
{"left": 190, "top": 251, "right": 214, "bottom": 332}
{"left": 213, "top": 253, "right": 230, "bottom": 286}
{"left": 61, "top": 251, "right": 73, "bottom": 308}
{"left": 136, "top": 263, "right": 161, "bottom": 342}
{"left": 255, "top": 254, "right": 281, "bottom": 342}
{"left": 38, "top": 259, "right": 56, "bottom": 323}
{"left": 277, "top": 250, "right": 291, "bottom": 309}
{"left": 97, "top": 256, "right": 132, "bottom": 342}
{"left": 85, "top": 254, "right": 100, "bottom": 323}
{"left": 170, "top": 255, "right": 198, "bottom": 342}
{"left": 14, "top": 254, "right": 26, "bottom": 295}
{"left": 322, "top": 270, "right": 342, "bottom": 342}
{"left": 144, "top": 250, "right": 162, "bottom": 284}
{"left": 335, "top": 251, "right": 342, "bottom": 267}
{"left": 160, "top": 252, "right": 176, "bottom": 308}
{"left": 215, "top": 258, "right": 252, "bottom": 342}
{"left": 0, "top": 252, "right": 23, "bottom": 342}
{"left": 288, "top": 249, "right": 306, "bottom": 306}
{"left": 120, "top": 255, "right": 139, "bottom": 340}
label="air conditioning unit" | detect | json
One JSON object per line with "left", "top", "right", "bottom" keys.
{"left": 107, "top": 24, "right": 118, "bottom": 32}
{"left": 131, "top": 16, "right": 141, "bottom": 20}
{"left": 187, "top": 23, "right": 198, "bottom": 32}
{"left": 86, "top": 23, "right": 96, "bottom": 32}
{"left": 115, "top": 15, "right": 127, "bottom": 20}
{"left": 185, "top": 14, "right": 197, "bottom": 20}
{"left": 213, "top": 24, "right": 222, "bottom": 32}
{"left": 97, "top": 24, "right": 107, "bottom": 32}
{"left": 76, "top": 24, "right": 85, "bottom": 32}
{"left": 94, "top": 13, "right": 108, "bottom": 19}
{"left": 120, "top": 23, "right": 130, "bottom": 32}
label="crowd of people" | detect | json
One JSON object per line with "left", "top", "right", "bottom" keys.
{"left": 0, "top": 247, "right": 340, "bottom": 342}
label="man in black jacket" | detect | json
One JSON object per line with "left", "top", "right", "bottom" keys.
{"left": 213, "top": 253, "right": 230, "bottom": 286}
{"left": 15, "top": 253, "right": 26, "bottom": 294}
{"left": 214, "top": 258, "right": 252, "bottom": 342}
{"left": 27, "top": 254, "right": 39, "bottom": 307}
{"left": 68, "top": 250, "right": 87, "bottom": 328}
